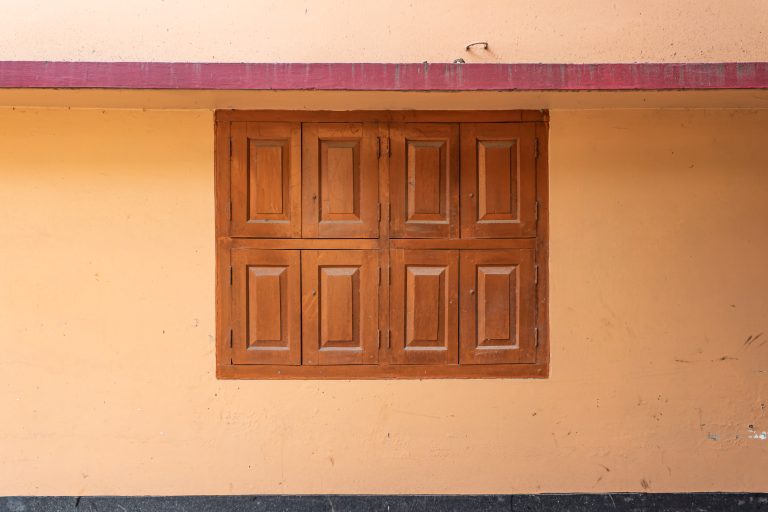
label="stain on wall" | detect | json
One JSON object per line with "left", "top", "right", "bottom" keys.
{"left": 0, "top": 107, "right": 766, "bottom": 495}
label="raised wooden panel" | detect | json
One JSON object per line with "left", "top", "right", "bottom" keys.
{"left": 250, "top": 143, "right": 284, "bottom": 215}
{"left": 320, "top": 267, "right": 357, "bottom": 346}
{"left": 302, "top": 123, "right": 379, "bottom": 238}
{"left": 390, "top": 123, "right": 459, "bottom": 238}
{"left": 302, "top": 250, "right": 379, "bottom": 365}
{"left": 460, "top": 123, "right": 537, "bottom": 238}
{"left": 231, "top": 249, "right": 301, "bottom": 365}
{"left": 460, "top": 249, "right": 537, "bottom": 364}
{"left": 230, "top": 122, "right": 301, "bottom": 237}
{"left": 390, "top": 249, "right": 458, "bottom": 364}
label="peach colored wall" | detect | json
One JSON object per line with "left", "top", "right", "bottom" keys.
{"left": 2, "top": 0, "right": 768, "bottom": 63}
{"left": 0, "top": 107, "right": 767, "bottom": 495}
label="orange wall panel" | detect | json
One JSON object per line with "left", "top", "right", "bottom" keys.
{"left": 0, "top": 107, "right": 766, "bottom": 494}
{"left": 0, "top": 0, "right": 767, "bottom": 63}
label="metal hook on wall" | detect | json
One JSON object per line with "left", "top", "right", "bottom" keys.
{"left": 465, "top": 41, "right": 489, "bottom": 51}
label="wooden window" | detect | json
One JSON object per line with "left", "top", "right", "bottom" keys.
{"left": 216, "top": 111, "right": 548, "bottom": 379}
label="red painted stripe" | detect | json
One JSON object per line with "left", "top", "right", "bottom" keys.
{"left": 0, "top": 62, "right": 767, "bottom": 91}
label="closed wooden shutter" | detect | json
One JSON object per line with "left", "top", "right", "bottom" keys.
{"left": 302, "top": 123, "right": 379, "bottom": 238}
{"left": 389, "top": 123, "right": 459, "bottom": 239}
{"left": 230, "top": 122, "right": 301, "bottom": 238}
{"left": 217, "top": 111, "right": 547, "bottom": 379}
{"left": 390, "top": 249, "right": 459, "bottom": 364}
{"left": 459, "top": 249, "right": 537, "bottom": 364}
{"left": 301, "top": 250, "right": 379, "bottom": 365}
{"left": 231, "top": 248, "right": 301, "bottom": 365}
{"left": 460, "top": 123, "right": 537, "bottom": 238}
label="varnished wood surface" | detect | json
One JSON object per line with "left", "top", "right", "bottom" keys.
{"left": 217, "top": 110, "right": 546, "bottom": 123}
{"left": 460, "top": 123, "right": 538, "bottom": 239}
{"left": 231, "top": 122, "right": 302, "bottom": 238}
{"left": 301, "top": 250, "right": 379, "bottom": 365}
{"left": 302, "top": 123, "right": 379, "bottom": 238}
{"left": 389, "top": 238, "right": 536, "bottom": 249}
{"left": 215, "top": 110, "right": 549, "bottom": 379}
{"left": 390, "top": 249, "right": 459, "bottom": 365}
{"left": 389, "top": 123, "right": 459, "bottom": 239}
{"left": 231, "top": 249, "right": 301, "bottom": 365}
{"left": 459, "top": 250, "right": 537, "bottom": 364}
{"left": 218, "top": 363, "right": 548, "bottom": 379}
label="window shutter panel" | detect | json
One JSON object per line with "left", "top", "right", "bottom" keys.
{"left": 230, "top": 122, "right": 301, "bottom": 238}
{"left": 302, "top": 123, "right": 379, "bottom": 238}
{"left": 460, "top": 123, "right": 537, "bottom": 238}
{"left": 389, "top": 123, "right": 459, "bottom": 239}
{"left": 389, "top": 249, "right": 459, "bottom": 364}
{"left": 302, "top": 250, "right": 379, "bottom": 365}
{"left": 231, "top": 248, "right": 301, "bottom": 365}
{"left": 459, "top": 249, "right": 537, "bottom": 364}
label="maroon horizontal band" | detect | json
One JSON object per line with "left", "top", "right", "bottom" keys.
{"left": 1, "top": 61, "right": 767, "bottom": 91}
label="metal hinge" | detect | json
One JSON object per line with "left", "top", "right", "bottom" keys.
{"left": 229, "top": 267, "right": 233, "bottom": 284}
{"left": 534, "top": 138, "right": 539, "bottom": 160}
{"left": 534, "top": 327, "right": 539, "bottom": 348}
{"left": 388, "top": 266, "right": 392, "bottom": 285}
{"left": 377, "top": 329, "right": 381, "bottom": 349}
{"left": 229, "top": 329, "right": 233, "bottom": 348}
{"left": 376, "top": 137, "right": 381, "bottom": 158}
{"left": 535, "top": 265, "right": 539, "bottom": 284}
{"left": 535, "top": 200, "right": 540, "bottom": 221}
{"left": 229, "top": 138, "right": 232, "bottom": 157}
{"left": 378, "top": 203, "right": 382, "bottom": 222}
{"left": 378, "top": 266, "right": 381, "bottom": 285}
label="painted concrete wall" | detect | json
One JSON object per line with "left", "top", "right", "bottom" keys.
{"left": 2, "top": 0, "right": 768, "bottom": 63}
{"left": 0, "top": 107, "right": 767, "bottom": 494}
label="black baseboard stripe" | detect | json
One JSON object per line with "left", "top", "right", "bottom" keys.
{"left": 1, "top": 494, "right": 767, "bottom": 512}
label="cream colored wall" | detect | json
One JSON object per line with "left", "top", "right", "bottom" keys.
{"left": 0, "top": 107, "right": 767, "bottom": 495}
{"left": 2, "top": 0, "right": 768, "bottom": 63}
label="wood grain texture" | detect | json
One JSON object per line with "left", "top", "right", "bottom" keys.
{"left": 214, "top": 120, "right": 232, "bottom": 238}
{"left": 534, "top": 120, "right": 550, "bottom": 367}
{"left": 461, "top": 123, "right": 538, "bottom": 238}
{"left": 459, "top": 250, "right": 537, "bottom": 364}
{"left": 231, "top": 249, "right": 301, "bottom": 365}
{"left": 218, "top": 111, "right": 539, "bottom": 123}
{"left": 230, "top": 122, "right": 301, "bottom": 237}
{"left": 390, "top": 123, "right": 459, "bottom": 239}
{"left": 216, "top": 111, "right": 549, "bottom": 379}
{"left": 389, "top": 238, "right": 536, "bottom": 250}
{"left": 302, "top": 123, "right": 379, "bottom": 238}
{"left": 215, "top": 237, "right": 233, "bottom": 367}
{"left": 301, "top": 250, "right": 379, "bottom": 365}
{"left": 217, "top": 363, "right": 548, "bottom": 379}
{"left": 390, "top": 249, "right": 458, "bottom": 365}
{"left": 229, "top": 238, "right": 379, "bottom": 250}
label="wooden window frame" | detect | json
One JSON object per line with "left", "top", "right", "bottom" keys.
{"left": 215, "top": 110, "right": 549, "bottom": 379}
